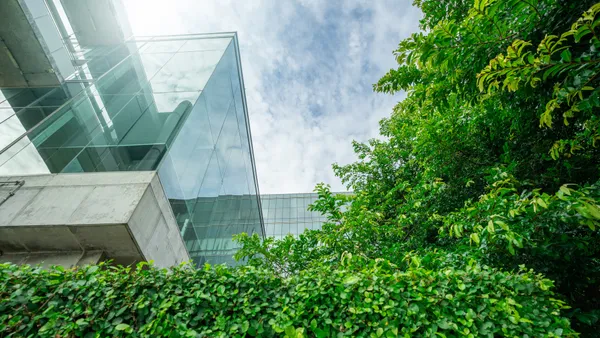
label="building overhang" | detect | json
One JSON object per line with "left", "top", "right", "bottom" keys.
{"left": 0, "top": 171, "right": 189, "bottom": 268}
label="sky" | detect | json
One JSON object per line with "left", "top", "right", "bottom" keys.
{"left": 124, "top": 0, "right": 422, "bottom": 194}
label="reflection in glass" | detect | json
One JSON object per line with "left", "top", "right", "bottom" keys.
{"left": 261, "top": 192, "right": 352, "bottom": 236}
{"left": 180, "top": 38, "right": 231, "bottom": 52}
{"left": 141, "top": 40, "right": 185, "bottom": 54}
{"left": 0, "top": 34, "right": 263, "bottom": 266}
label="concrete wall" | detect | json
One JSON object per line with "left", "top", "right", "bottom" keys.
{"left": 0, "top": 0, "right": 77, "bottom": 87}
{"left": 0, "top": 0, "right": 60, "bottom": 87}
{"left": 0, "top": 171, "right": 190, "bottom": 268}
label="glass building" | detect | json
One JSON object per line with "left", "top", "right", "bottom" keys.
{"left": 261, "top": 192, "right": 351, "bottom": 238}
{"left": 0, "top": 2, "right": 263, "bottom": 266}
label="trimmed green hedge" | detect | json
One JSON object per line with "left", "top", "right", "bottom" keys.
{"left": 0, "top": 258, "right": 573, "bottom": 337}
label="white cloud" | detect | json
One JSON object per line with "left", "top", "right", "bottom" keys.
{"left": 124, "top": 0, "right": 422, "bottom": 193}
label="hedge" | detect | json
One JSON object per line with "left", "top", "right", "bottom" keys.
{"left": 0, "top": 258, "right": 574, "bottom": 337}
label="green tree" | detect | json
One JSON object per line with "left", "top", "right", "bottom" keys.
{"left": 236, "top": 0, "right": 600, "bottom": 335}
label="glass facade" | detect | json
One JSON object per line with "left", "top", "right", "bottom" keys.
{"left": 261, "top": 192, "right": 351, "bottom": 239}
{"left": 0, "top": 32, "right": 264, "bottom": 266}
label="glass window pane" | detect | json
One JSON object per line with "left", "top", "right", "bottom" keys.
{"left": 138, "top": 53, "right": 174, "bottom": 81}
{"left": 0, "top": 87, "right": 55, "bottom": 108}
{"left": 141, "top": 40, "right": 186, "bottom": 54}
{"left": 0, "top": 88, "right": 24, "bottom": 106}
{"left": 150, "top": 51, "right": 223, "bottom": 93}
{"left": 179, "top": 38, "right": 231, "bottom": 52}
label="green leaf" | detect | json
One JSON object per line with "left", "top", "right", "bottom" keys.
{"left": 496, "top": 220, "right": 509, "bottom": 231}
{"left": 39, "top": 323, "right": 52, "bottom": 333}
{"left": 453, "top": 224, "right": 461, "bottom": 237}
{"left": 86, "top": 266, "right": 99, "bottom": 275}
{"left": 575, "top": 27, "right": 591, "bottom": 42}
{"left": 377, "top": 327, "right": 384, "bottom": 336}
{"left": 343, "top": 276, "right": 360, "bottom": 286}
{"left": 560, "top": 49, "right": 572, "bottom": 62}
{"left": 115, "top": 323, "right": 130, "bottom": 331}
{"left": 466, "top": 308, "right": 476, "bottom": 320}
{"left": 536, "top": 197, "right": 548, "bottom": 209}
{"left": 487, "top": 220, "right": 495, "bottom": 233}
{"left": 584, "top": 203, "right": 600, "bottom": 219}
{"left": 559, "top": 185, "right": 571, "bottom": 196}
{"left": 314, "top": 327, "right": 328, "bottom": 338}
{"left": 438, "top": 319, "right": 450, "bottom": 330}
{"left": 285, "top": 326, "right": 297, "bottom": 337}
{"left": 508, "top": 244, "right": 516, "bottom": 255}
{"left": 241, "top": 320, "right": 250, "bottom": 333}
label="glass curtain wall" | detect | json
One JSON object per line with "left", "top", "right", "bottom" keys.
{"left": 0, "top": 33, "right": 264, "bottom": 266}
{"left": 261, "top": 192, "right": 352, "bottom": 239}
{"left": 159, "top": 37, "right": 264, "bottom": 266}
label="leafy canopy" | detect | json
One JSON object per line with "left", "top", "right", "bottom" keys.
{"left": 236, "top": 0, "right": 600, "bottom": 335}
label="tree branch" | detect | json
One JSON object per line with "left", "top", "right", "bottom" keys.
{"left": 432, "top": 34, "right": 518, "bottom": 51}
{"left": 517, "top": 0, "right": 542, "bottom": 20}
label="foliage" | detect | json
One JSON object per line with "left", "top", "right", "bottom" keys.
{"left": 442, "top": 169, "right": 600, "bottom": 318}
{"left": 235, "top": 0, "right": 600, "bottom": 335}
{"left": 0, "top": 257, "right": 576, "bottom": 337}
{"left": 478, "top": 3, "right": 600, "bottom": 157}
{"left": 233, "top": 231, "right": 331, "bottom": 276}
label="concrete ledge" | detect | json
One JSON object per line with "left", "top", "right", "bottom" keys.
{"left": 0, "top": 250, "right": 104, "bottom": 269}
{"left": 0, "top": 172, "right": 190, "bottom": 268}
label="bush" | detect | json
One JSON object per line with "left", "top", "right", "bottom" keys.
{"left": 0, "top": 258, "right": 574, "bottom": 337}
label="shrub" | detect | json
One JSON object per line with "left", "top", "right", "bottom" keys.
{"left": 0, "top": 257, "right": 574, "bottom": 337}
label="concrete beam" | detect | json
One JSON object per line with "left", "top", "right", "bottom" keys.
{"left": 0, "top": 172, "right": 190, "bottom": 268}
{"left": 0, "top": 0, "right": 61, "bottom": 87}
{"left": 0, "top": 0, "right": 79, "bottom": 87}
{"left": 0, "top": 250, "right": 104, "bottom": 269}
